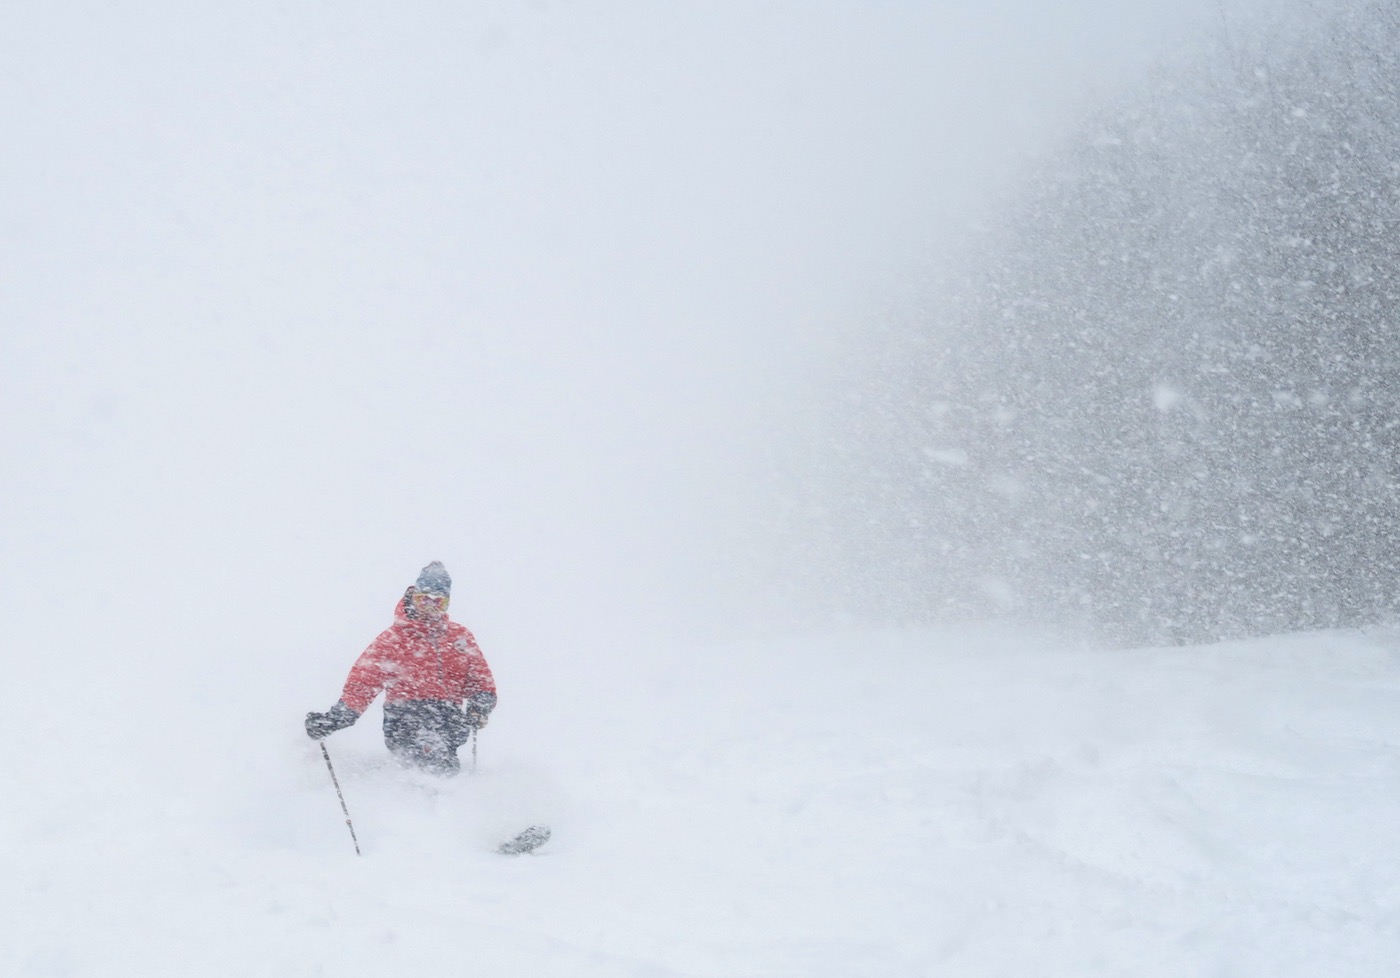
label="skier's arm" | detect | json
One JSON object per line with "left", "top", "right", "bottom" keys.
{"left": 339, "top": 634, "right": 395, "bottom": 713}
{"left": 304, "top": 634, "right": 394, "bottom": 739}
{"left": 455, "top": 629, "right": 497, "bottom": 728}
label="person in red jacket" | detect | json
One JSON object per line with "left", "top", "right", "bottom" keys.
{"left": 305, "top": 561, "right": 497, "bottom": 775}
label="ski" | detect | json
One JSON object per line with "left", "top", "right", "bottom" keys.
{"left": 497, "top": 824, "right": 551, "bottom": 855}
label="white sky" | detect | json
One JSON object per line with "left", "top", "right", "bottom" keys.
{"left": 0, "top": 1, "right": 1266, "bottom": 653}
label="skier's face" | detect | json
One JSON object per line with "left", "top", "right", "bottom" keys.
{"left": 411, "top": 591, "right": 449, "bottom": 619}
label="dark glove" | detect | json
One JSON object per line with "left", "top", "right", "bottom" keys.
{"left": 305, "top": 701, "right": 358, "bottom": 740}
{"left": 463, "top": 691, "right": 497, "bottom": 730}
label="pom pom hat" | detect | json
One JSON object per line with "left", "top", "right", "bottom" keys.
{"left": 415, "top": 561, "right": 451, "bottom": 597}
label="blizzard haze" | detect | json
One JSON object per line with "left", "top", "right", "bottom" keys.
{"left": 1, "top": 1, "right": 1241, "bottom": 655}
{"left": 799, "top": 0, "right": 1400, "bottom": 645}
{"left": 8, "top": 4, "right": 1398, "bottom": 977}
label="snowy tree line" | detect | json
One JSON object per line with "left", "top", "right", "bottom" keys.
{"left": 811, "top": 1, "right": 1400, "bottom": 644}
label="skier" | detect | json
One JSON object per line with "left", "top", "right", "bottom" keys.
{"left": 304, "top": 561, "right": 497, "bottom": 776}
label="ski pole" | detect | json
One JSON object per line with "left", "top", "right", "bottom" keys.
{"left": 319, "top": 740, "right": 361, "bottom": 856}
{"left": 470, "top": 727, "right": 478, "bottom": 773}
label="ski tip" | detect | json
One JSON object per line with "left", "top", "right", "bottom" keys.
{"left": 496, "top": 824, "right": 551, "bottom": 855}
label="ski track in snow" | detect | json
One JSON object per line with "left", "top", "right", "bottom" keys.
{"left": 6, "top": 624, "right": 1400, "bottom": 976}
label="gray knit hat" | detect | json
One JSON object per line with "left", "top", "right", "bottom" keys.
{"left": 414, "top": 561, "right": 451, "bottom": 597}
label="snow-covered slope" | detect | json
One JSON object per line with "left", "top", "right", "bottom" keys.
{"left": 7, "top": 623, "right": 1399, "bottom": 976}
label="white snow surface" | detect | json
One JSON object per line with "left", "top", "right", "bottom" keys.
{"left": 6, "top": 623, "right": 1399, "bottom": 977}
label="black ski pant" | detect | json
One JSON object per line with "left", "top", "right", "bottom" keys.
{"left": 382, "top": 699, "right": 471, "bottom": 776}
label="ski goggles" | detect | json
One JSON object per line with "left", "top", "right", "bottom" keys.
{"left": 411, "top": 591, "right": 449, "bottom": 610}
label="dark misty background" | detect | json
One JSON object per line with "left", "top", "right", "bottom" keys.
{"left": 804, "top": 2, "right": 1400, "bottom": 645}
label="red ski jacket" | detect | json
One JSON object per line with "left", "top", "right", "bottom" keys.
{"left": 339, "top": 597, "right": 496, "bottom": 715}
